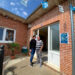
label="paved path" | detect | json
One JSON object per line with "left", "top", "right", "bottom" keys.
{"left": 4, "top": 57, "right": 60, "bottom": 75}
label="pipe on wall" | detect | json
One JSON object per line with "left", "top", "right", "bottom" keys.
{"left": 70, "top": 4, "right": 75, "bottom": 75}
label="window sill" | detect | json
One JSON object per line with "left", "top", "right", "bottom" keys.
{"left": 0, "top": 41, "right": 15, "bottom": 43}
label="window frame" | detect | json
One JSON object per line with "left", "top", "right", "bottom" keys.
{"left": 0, "top": 27, "right": 4, "bottom": 41}
{"left": 50, "top": 22, "right": 59, "bottom": 52}
{"left": 0, "top": 27, "right": 16, "bottom": 43}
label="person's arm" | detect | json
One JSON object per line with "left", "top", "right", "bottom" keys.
{"left": 40, "top": 41, "right": 43, "bottom": 52}
{"left": 40, "top": 45, "right": 43, "bottom": 52}
{"left": 30, "top": 40, "right": 32, "bottom": 52}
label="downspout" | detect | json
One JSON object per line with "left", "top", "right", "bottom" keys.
{"left": 69, "top": 4, "right": 75, "bottom": 75}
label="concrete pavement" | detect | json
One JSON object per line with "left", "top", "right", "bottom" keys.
{"left": 4, "top": 57, "right": 60, "bottom": 75}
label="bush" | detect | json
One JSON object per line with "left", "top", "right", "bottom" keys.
{"left": 7, "top": 43, "right": 20, "bottom": 56}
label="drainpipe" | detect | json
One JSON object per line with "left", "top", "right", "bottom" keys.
{"left": 70, "top": 4, "right": 75, "bottom": 75}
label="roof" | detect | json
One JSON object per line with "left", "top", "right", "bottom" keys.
{"left": 0, "top": 0, "right": 43, "bottom": 19}
{"left": 26, "top": 0, "right": 66, "bottom": 23}
{"left": 0, "top": 0, "right": 66, "bottom": 24}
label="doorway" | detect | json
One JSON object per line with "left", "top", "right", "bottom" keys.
{"left": 33, "top": 22, "right": 60, "bottom": 68}
{"left": 34, "top": 27, "right": 48, "bottom": 63}
{"left": 39, "top": 27, "right": 48, "bottom": 63}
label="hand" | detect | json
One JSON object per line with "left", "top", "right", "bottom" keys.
{"left": 30, "top": 49, "right": 32, "bottom": 53}
{"left": 39, "top": 49, "right": 42, "bottom": 52}
{"left": 39, "top": 50, "right": 41, "bottom": 54}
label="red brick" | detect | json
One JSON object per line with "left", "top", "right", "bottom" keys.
{"left": 0, "top": 15, "right": 28, "bottom": 56}
{"left": 28, "top": 1, "right": 72, "bottom": 75}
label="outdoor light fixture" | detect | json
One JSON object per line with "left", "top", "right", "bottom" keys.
{"left": 41, "top": 0, "right": 48, "bottom": 9}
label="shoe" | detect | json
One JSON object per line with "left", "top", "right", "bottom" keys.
{"left": 32, "top": 62, "right": 34, "bottom": 64}
{"left": 30, "top": 63, "right": 33, "bottom": 67}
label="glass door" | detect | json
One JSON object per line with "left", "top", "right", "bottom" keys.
{"left": 48, "top": 22, "right": 60, "bottom": 68}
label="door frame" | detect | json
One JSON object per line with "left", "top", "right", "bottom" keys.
{"left": 33, "top": 23, "right": 60, "bottom": 69}
{"left": 48, "top": 22, "right": 60, "bottom": 68}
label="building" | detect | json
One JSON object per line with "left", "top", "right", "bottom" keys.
{"left": 28, "top": 0, "right": 74, "bottom": 75}
{"left": 0, "top": 0, "right": 75, "bottom": 75}
{"left": 0, "top": 9, "right": 28, "bottom": 56}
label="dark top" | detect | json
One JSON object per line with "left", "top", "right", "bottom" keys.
{"left": 30, "top": 39, "right": 36, "bottom": 50}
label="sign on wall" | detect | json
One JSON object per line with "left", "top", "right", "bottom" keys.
{"left": 70, "top": 5, "right": 75, "bottom": 11}
{"left": 60, "top": 33, "right": 69, "bottom": 44}
{"left": 58, "top": 5, "right": 64, "bottom": 13}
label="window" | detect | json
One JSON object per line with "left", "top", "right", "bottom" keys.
{"left": 0, "top": 28, "right": 4, "bottom": 40}
{"left": 50, "top": 23, "right": 59, "bottom": 51}
{"left": 5, "top": 30, "right": 14, "bottom": 41}
{"left": 0, "top": 27, "right": 16, "bottom": 43}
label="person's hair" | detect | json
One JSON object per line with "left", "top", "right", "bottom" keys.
{"left": 33, "top": 35, "right": 36, "bottom": 38}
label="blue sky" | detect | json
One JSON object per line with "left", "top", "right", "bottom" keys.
{"left": 0, "top": 0, "right": 43, "bottom": 19}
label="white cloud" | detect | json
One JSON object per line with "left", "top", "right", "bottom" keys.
{"left": 10, "top": 2, "right": 15, "bottom": 6}
{"left": 21, "top": 0, "right": 29, "bottom": 7}
{"left": 11, "top": 8, "right": 18, "bottom": 11}
{"left": 23, "top": 11, "right": 28, "bottom": 16}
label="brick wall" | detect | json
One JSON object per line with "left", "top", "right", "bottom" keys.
{"left": 28, "top": 1, "right": 72, "bottom": 75}
{"left": 0, "top": 15, "right": 28, "bottom": 56}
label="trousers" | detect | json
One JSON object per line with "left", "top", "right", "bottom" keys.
{"left": 30, "top": 48, "right": 35, "bottom": 63}
{"left": 36, "top": 50, "right": 42, "bottom": 65}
